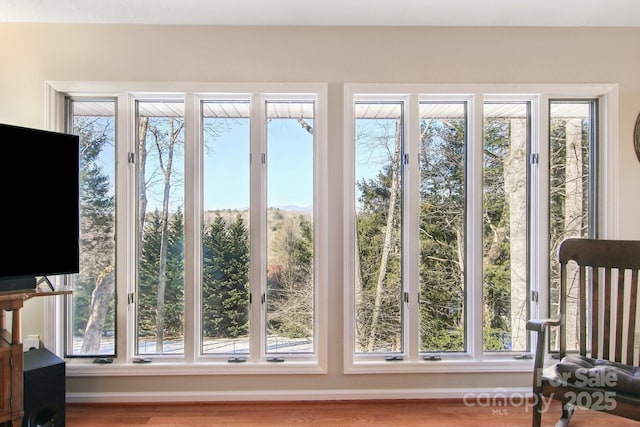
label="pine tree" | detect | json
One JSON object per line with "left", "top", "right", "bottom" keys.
{"left": 202, "top": 214, "right": 249, "bottom": 339}
{"left": 74, "top": 116, "right": 116, "bottom": 353}
{"left": 138, "top": 211, "right": 163, "bottom": 340}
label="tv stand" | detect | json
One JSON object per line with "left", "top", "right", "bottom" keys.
{"left": 0, "top": 288, "right": 72, "bottom": 427}
{"left": 0, "top": 293, "right": 25, "bottom": 427}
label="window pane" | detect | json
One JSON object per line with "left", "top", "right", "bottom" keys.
{"left": 201, "top": 101, "right": 251, "bottom": 355}
{"left": 549, "top": 100, "right": 595, "bottom": 351}
{"left": 66, "top": 99, "right": 117, "bottom": 357}
{"left": 136, "top": 100, "right": 185, "bottom": 355}
{"left": 483, "top": 102, "right": 530, "bottom": 352}
{"left": 354, "top": 102, "right": 403, "bottom": 354}
{"left": 265, "top": 101, "right": 315, "bottom": 354}
{"left": 418, "top": 102, "right": 466, "bottom": 353}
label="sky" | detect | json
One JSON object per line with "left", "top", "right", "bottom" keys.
{"left": 203, "top": 117, "right": 314, "bottom": 211}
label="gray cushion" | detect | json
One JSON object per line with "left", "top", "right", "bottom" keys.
{"left": 555, "top": 355, "right": 640, "bottom": 395}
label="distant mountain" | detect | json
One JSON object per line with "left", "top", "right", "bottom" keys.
{"left": 272, "top": 205, "right": 313, "bottom": 213}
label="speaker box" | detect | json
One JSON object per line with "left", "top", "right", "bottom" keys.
{"left": 23, "top": 348, "right": 65, "bottom": 427}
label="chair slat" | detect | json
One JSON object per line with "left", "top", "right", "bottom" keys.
{"left": 615, "top": 268, "right": 626, "bottom": 363}
{"left": 603, "top": 267, "right": 612, "bottom": 360}
{"left": 579, "top": 265, "right": 587, "bottom": 355}
{"left": 560, "top": 264, "right": 567, "bottom": 355}
{"left": 591, "top": 267, "right": 599, "bottom": 358}
{"left": 628, "top": 269, "right": 639, "bottom": 365}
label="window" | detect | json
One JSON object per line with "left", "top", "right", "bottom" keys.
{"left": 201, "top": 100, "right": 251, "bottom": 355}
{"left": 482, "top": 101, "right": 530, "bottom": 353}
{"left": 48, "top": 82, "right": 614, "bottom": 375}
{"left": 65, "top": 98, "right": 117, "bottom": 357}
{"left": 344, "top": 84, "right": 615, "bottom": 371}
{"left": 52, "top": 83, "right": 327, "bottom": 371}
{"left": 419, "top": 102, "right": 466, "bottom": 353}
{"left": 548, "top": 100, "right": 598, "bottom": 352}
{"left": 135, "top": 100, "right": 186, "bottom": 355}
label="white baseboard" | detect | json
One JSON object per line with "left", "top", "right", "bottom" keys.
{"left": 66, "top": 387, "right": 532, "bottom": 403}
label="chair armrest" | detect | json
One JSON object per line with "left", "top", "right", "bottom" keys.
{"left": 526, "top": 317, "right": 560, "bottom": 333}
{"left": 526, "top": 317, "right": 561, "bottom": 391}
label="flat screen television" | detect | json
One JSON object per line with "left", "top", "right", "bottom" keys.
{"left": 0, "top": 123, "right": 80, "bottom": 292}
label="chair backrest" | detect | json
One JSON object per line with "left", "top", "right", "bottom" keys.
{"left": 557, "top": 238, "right": 640, "bottom": 365}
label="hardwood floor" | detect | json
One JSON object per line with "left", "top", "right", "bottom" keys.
{"left": 66, "top": 399, "right": 640, "bottom": 426}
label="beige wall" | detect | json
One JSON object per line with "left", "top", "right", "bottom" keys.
{"left": 2, "top": 23, "right": 640, "bottom": 401}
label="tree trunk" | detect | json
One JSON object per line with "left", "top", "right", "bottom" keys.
{"left": 154, "top": 117, "right": 178, "bottom": 352}
{"left": 81, "top": 265, "right": 115, "bottom": 353}
{"left": 138, "top": 117, "right": 149, "bottom": 261}
{"left": 366, "top": 122, "right": 401, "bottom": 352}
{"left": 506, "top": 119, "right": 528, "bottom": 352}
{"left": 564, "top": 119, "right": 583, "bottom": 350}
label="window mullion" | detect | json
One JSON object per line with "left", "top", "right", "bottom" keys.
{"left": 123, "top": 93, "right": 137, "bottom": 362}
{"left": 467, "top": 94, "right": 484, "bottom": 360}
{"left": 249, "top": 93, "right": 267, "bottom": 362}
{"left": 404, "top": 95, "right": 420, "bottom": 360}
{"left": 183, "top": 92, "right": 198, "bottom": 362}
{"left": 530, "top": 95, "right": 549, "bottom": 324}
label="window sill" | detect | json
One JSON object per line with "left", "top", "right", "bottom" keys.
{"left": 345, "top": 357, "right": 534, "bottom": 374}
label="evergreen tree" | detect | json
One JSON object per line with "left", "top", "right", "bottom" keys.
{"left": 138, "top": 211, "right": 163, "bottom": 339}
{"left": 163, "top": 209, "right": 185, "bottom": 338}
{"left": 202, "top": 214, "right": 249, "bottom": 338}
{"left": 73, "top": 116, "right": 116, "bottom": 350}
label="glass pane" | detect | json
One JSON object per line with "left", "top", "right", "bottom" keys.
{"left": 66, "top": 98, "right": 117, "bottom": 357}
{"left": 418, "top": 102, "right": 466, "bottom": 353}
{"left": 549, "top": 101, "right": 595, "bottom": 351}
{"left": 201, "top": 101, "right": 251, "bottom": 355}
{"left": 483, "top": 102, "right": 529, "bottom": 352}
{"left": 354, "top": 102, "right": 403, "bottom": 354}
{"left": 136, "top": 100, "right": 185, "bottom": 355}
{"left": 265, "top": 100, "right": 315, "bottom": 354}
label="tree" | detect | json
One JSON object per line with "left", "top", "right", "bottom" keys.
{"left": 202, "top": 214, "right": 249, "bottom": 338}
{"left": 355, "top": 119, "right": 402, "bottom": 352}
{"left": 482, "top": 117, "right": 514, "bottom": 351}
{"left": 549, "top": 117, "right": 589, "bottom": 350}
{"left": 267, "top": 214, "right": 313, "bottom": 340}
{"left": 418, "top": 116, "right": 466, "bottom": 351}
{"left": 138, "top": 115, "right": 184, "bottom": 352}
{"left": 74, "top": 116, "right": 116, "bottom": 354}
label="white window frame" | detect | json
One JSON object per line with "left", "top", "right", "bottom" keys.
{"left": 343, "top": 83, "right": 618, "bottom": 374}
{"left": 44, "top": 81, "right": 329, "bottom": 376}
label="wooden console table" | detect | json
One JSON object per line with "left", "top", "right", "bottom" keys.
{"left": 0, "top": 288, "right": 71, "bottom": 427}
{"left": 0, "top": 293, "right": 25, "bottom": 427}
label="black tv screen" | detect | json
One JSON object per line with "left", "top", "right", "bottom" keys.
{"left": 0, "top": 123, "right": 79, "bottom": 291}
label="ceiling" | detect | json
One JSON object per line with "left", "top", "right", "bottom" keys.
{"left": 2, "top": 0, "right": 640, "bottom": 27}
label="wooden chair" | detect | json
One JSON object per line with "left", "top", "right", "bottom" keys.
{"left": 526, "top": 238, "right": 640, "bottom": 427}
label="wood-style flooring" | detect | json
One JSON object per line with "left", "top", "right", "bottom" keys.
{"left": 65, "top": 399, "right": 640, "bottom": 426}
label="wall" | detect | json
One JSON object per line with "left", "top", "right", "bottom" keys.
{"left": 1, "top": 23, "right": 640, "bottom": 401}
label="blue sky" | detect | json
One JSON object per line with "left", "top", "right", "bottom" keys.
{"left": 203, "top": 117, "right": 313, "bottom": 211}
